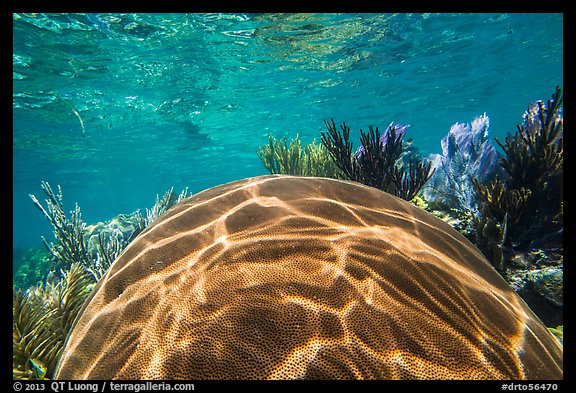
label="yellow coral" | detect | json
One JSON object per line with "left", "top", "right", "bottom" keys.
{"left": 410, "top": 194, "right": 429, "bottom": 210}
{"left": 13, "top": 263, "right": 95, "bottom": 380}
{"left": 257, "top": 133, "right": 343, "bottom": 178}
{"left": 548, "top": 325, "right": 563, "bottom": 344}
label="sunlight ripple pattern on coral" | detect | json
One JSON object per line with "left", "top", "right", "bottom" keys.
{"left": 55, "top": 175, "right": 562, "bottom": 380}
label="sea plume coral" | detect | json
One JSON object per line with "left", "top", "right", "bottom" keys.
{"left": 475, "top": 87, "right": 563, "bottom": 268}
{"left": 29, "top": 182, "right": 91, "bottom": 272}
{"left": 15, "top": 183, "right": 191, "bottom": 379}
{"left": 142, "top": 187, "right": 190, "bottom": 227}
{"left": 257, "top": 133, "right": 343, "bottom": 178}
{"left": 13, "top": 263, "right": 95, "bottom": 380}
{"left": 28, "top": 183, "right": 190, "bottom": 280}
{"left": 496, "top": 88, "right": 563, "bottom": 191}
{"left": 320, "top": 119, "right": 434, "bottom": 200}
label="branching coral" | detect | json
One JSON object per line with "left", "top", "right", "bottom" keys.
{"left": 495, "top": 87, "right": 563, "bottom": 191}
{"left": 143, "top": 187, "right": 190, "bottom": 227}
{"left": 29, "top": 182, "right": 91, "bottom": 272}
{"left": 494, "top": 86, "right": 563, "bottom": 240}
{"left": 303, "top": 139, "right": 345, "bottom": 178}
{"left": 474, "top": 87, "right": 563, "bottom": 270}
{"left": 320, "top": 119, "right": 434, "bottom": 200}
{"left": 473, "top": 178, "right": 532, "bottom": 270}
{"left": 16, "top": 183, "right": 191, "bottom": 378}
{"left": 257, "top": 133, "right": 344, "bottom": 178}
{"left": 13, "top": 263, "right": 94, "bottom": 380}
{"left": 319, "top": 121, "right": 355, "bottom": 178}
{"left": 257, "top": 134, "right": 304, "bottom": 175}
{"left": 473, "top": 178, "right": 532, "bottom": 230}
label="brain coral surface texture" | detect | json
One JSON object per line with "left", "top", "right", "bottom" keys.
{"left": 55, "top": 175, "right": 562, "bottom": 380}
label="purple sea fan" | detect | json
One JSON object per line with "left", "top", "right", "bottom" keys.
{"left": 381, "top": 122, "right": 410, "bottom": 146}
{"left": 422, "top": 114, "right": 502, "bottom": 212}
{"left": 354, "top": 122, "right": 410, "bottom": 158}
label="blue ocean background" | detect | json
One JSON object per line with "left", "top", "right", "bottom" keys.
{"left": 13, "top": 13, "right": 563, "bottom": 257}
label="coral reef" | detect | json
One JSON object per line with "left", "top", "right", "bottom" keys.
{"left": 13, "top": 247, "right": 53, "bottom": 290}
{"left": 320, "top": 119, "right": 434, "bottom": 200}
{"left": 54, "top": 175, "right": 562, "bottom": 379}
{"left": 257, "top": 133, "right": 344, "bottom": 178}
{"left": 505, "top": 249, "right": 563, "bottom": 327}
{"left": 471, "top": 87, "right": 563, "bottom": 327}
{"left": 474, "top": 87, "right": 563, "bottom": 268}
{"left": 15, "top": 88, "right": 564, "bottom": 378}
{"left": 13, "top": 263, "right": 94, "bottom": 380}
{"left": 14, "top": 183, "right": 190, "bottom": 379}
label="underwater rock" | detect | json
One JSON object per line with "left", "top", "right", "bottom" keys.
{"left": 503, "top": 249, "right": 563, "bottom": 327}
{"left": 55, "top": 175, "right": 561, "bottom": 380}
{"left": 525, "top": 267, "right": 563, "bottom": 308}
{"left": 516, "top": 265, "right": 563, "bottom": 328}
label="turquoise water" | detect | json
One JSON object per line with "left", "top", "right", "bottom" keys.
{"left": 13, "top": 13, "right": 563, "bottom": 251}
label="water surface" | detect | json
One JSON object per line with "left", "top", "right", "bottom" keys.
{"left": 13, "top": 13, "right": 563, "bottom": 250}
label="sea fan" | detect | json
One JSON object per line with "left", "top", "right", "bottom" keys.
{"left": 422, "top": 113, "right": 502, "bottom": 213}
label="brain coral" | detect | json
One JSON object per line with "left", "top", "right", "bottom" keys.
{"left": 54, "top": 175, "right": 562, "bottom": 380}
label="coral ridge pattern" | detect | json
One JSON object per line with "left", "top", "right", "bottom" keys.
{"left": 55, "top": 175, "right": 562, "bottom": 379}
